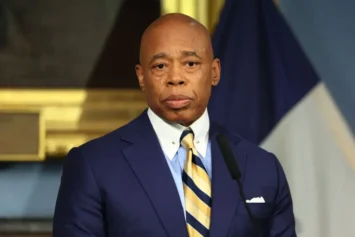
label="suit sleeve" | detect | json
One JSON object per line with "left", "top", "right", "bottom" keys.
{"left": 53, "top": 148, "right": 105, "bottom": 237}
{"left": 269, "top": 153, "right": 297, "bottom": 237}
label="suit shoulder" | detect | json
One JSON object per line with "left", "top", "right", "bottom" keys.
{"left": 229, "top": 133, "right": 287, "bottom": 187}
{"left": 211, "top": 121, "right": 276, "bottom": 161}
{"left": 229, "top": 132, "right": 278, "bottom": 163}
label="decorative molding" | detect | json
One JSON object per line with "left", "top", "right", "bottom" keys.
{"left": 0, "top": 109, "right": 45, "bottom": 161}
{"left": 0, "top": 89, "right": 146, "bottom": 160}
{"left": 160, "top": 0, "right": 224, "bottom": 32}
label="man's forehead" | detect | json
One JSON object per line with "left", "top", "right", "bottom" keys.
{"left": 144, "top": 13, "right": 207, "bottom": 34}
{"left": 139, "top": 14, "right": 212, "bottom": 62}
{"left": 145, "top": 44, "right": 209, "bottom": 61}
{"left": 148, "top": 23, "right": 204, "bottom": 42}
{"left": 146, "top": 28, "right": 208, "bottom": 50}
{"left": 150, "top": 49, "right": 205, "bottom": 58}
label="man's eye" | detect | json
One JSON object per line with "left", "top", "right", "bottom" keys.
{"left": 186, "top": 62, "right": 199, "bottom": 67}
{"left": 154, "top": 64, "right": 165, "bottom": 69}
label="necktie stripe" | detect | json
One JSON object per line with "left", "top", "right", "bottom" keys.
{"left": 186, "top": 150, "right": 209, "bottom": 184}
{"left": 181, "top": 130, "right": 211, "bottom": 236}
{"left": 183, "top": 185, "right": 211, "bottom": 216}
{"left": 191, "top": 164, "right": 211, "bottom": 186}
{"left": 185, "top": 198, "right": 211, "bottom": 228}
{"left": 183, "top": 171, "right": 212, "bottom": 206}
{"left": 187, "top": 224, "right": 203, "bottom": 237}
{"left": 191, "top": 150, "right": 208, "bottom": 173}
{"left": 183, "top": 168, "right": 211, "bottom": 196}
{"left": 186, "top": 212, "right": 210, "bottom": 237}
{"left": 181, "top": 133, "right": 194, "bottom": 148}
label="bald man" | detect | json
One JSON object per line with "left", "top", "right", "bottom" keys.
{"left": 53, "top": 13, "right": 296, "bottom": 237}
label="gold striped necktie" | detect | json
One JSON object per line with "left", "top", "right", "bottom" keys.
{"left": 181, "top": 130, "right": 212, "bottom": 237}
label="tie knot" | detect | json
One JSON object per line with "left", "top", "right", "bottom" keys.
{"left": 180, "top": 130, "right": 194, "bottom": 149}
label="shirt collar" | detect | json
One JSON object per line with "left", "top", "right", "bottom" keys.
{"left": 147, "top": 108, "right": 210, "bottom": 160}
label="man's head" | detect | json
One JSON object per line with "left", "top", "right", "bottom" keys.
{"left": 136, "top": 13, "right": 221, "bottom": 126}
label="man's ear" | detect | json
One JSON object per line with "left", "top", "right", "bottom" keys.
{"left": 211, "top": 58, "right": 221, "bottom": 86}
{"left": 135, "top": 64, "right": 145, "bottom": 91}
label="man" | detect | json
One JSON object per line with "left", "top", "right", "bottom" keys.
{"left": 53, "top": 13, "right": 296, "bottom": 237}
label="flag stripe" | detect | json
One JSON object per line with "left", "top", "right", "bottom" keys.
{"left": 208, "top": 0, "right": 319, "bottom": 144}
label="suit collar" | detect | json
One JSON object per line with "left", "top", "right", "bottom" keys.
{"left": 208, "top": 122, "right": 246, "bottom": 237}
{"left": 147, "top": 108, "right": 210, "bottom": 159}
{"left": 121, "top": 111, "right": 247, "bottom": 237}
{"left": 121, "top": 110, "right": 189, "bottom": 237}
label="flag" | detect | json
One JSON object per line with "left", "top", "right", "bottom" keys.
{"left": 208, "top": 0, "right": 355, "bottom": 236}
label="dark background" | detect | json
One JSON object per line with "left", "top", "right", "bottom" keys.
{"left": 0, "top": 0, "right": 161, "bottom": 88}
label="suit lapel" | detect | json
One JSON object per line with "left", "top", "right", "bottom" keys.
{"left": 209, "top": 124, "right": 247, "bottom": 237}
{"left": 122, "top": 112, "right": 188, "bottom": 237}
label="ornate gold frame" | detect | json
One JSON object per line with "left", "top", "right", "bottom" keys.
{"left": 1, "top": 0, "right": 264, "bottom": 161}
{"left": 160, "top": 0, "right": 225, "bottom": 32}
{"left": 0, "top": 107, "right": 46, "bottom": 161}
{"left": 0, "top": 89, "right": 146, "bottom": 161}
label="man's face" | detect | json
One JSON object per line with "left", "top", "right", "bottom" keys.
{"left": 136, "top": 22, "right": 220, "bottom": 125}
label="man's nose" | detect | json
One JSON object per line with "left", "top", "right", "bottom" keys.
{"left": 167, "top": 68, "right": 186, "bottom": 86}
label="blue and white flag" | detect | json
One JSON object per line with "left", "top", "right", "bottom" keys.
{"left": 208, "top": 0, "right": 355, "bottom": 236}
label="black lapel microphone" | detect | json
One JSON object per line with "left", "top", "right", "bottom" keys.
{"left": 216, "top": 134, "right": 264, "bottom": 237}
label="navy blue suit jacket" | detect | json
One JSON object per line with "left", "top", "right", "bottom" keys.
{"left": 53, "top": 110, "right": 296, "bottom": 237}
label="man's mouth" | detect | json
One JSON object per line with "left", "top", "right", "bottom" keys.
{"left": 163, "top": 95, "right": 192, "bottom": 109}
